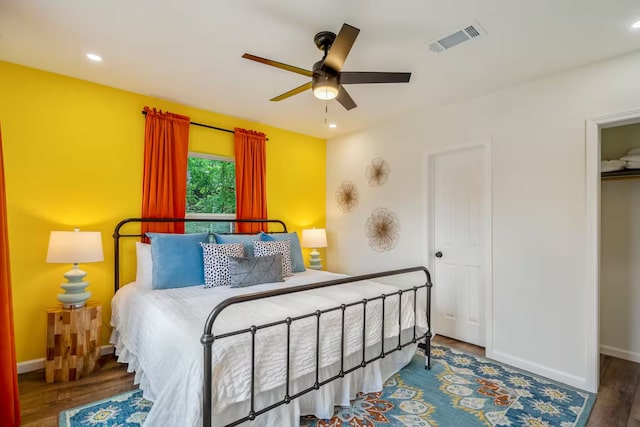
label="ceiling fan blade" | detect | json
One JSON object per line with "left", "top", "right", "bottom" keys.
{"left": 323, "top": 23, "right": 360, "bottom": 72}
{"left": 336, "top": 86, "right": 357, "bottom": 110}
{"left": 242, "top": 53, "right": 313, "bottom": 77}
{"left": 270, "top": 82, "right": 313, "bottom": 101}
{"left": 341, "top": 72, "right": 412, "bottom": 84}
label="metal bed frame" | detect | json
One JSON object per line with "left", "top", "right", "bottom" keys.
{"left": 113, "top": 218, "right": 433, "bottom": 427}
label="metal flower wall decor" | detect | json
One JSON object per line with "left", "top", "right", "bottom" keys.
{"left": 365, "top": 208, "right": 400, "bottom": 252}
{"left": 336, "top": 181, "right": 359, "bottom": 213}
{"left": 365, "top": 157, "right": 390, "bottom": 187}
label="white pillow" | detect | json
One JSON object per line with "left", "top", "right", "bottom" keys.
{"left": 135, "top": 242, "right": 153, "bottom": 289}
{"left": 601, "top": 160, "right": 625, "bottom": 172}
{"left": 201, "top": 242, "right": 245, "bottom": 288}
{"left": 626, "top": 161, "right": 640, "bottom": 170}
{"left": 253, "top": 240, "right": 293, "bottom": 278}
{"left": 620, "top": 154, "right": 640, "bottom": 163}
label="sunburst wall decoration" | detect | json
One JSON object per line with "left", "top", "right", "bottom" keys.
{"left": 365, "top": 208, "right": 400, "bottom": 252}
{"left": 335, "top": 181, "right": 359, "bottom": 213}
{"left": 366, "top": 157, "right": 390, "bottom": 187}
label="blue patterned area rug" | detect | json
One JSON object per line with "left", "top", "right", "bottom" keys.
{"left": 301, "top": 344, "right": 595, "bottom": 427}
{"left": 59, "top": 389, "right": 151, "bottom": 426}
{"left": 59, "top": 344, "right": 595, "bottom": 426}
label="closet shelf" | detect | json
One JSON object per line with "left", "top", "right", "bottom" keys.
{"left": 601, "top": 169, "right": 640, "bottom": 180}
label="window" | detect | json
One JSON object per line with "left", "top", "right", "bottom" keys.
{"left": 185, "top": 152, "right": 236, "bottom": 234}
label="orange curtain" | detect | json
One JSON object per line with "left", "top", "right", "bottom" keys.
{"left": 0, "top": 125, "right": 20, "bottom": 426}
{"left": 234, "top": 128, "right": 267, "bottom": 233}
{"left": 141, "top": 107, "right": 190, "bottom": 236}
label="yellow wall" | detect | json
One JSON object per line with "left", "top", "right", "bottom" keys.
{"left": 0, "top": 61, "right": 326, "bottom": 362}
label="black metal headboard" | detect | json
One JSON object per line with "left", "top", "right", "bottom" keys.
{"left": 112, "top": 217, "right": 288, "bottom": 292}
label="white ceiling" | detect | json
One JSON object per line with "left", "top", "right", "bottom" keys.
{"left": 2, "top": 1, "right": 640, "bottom": 139}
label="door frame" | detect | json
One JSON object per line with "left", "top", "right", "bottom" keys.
{"left": 424, "top": 139, "right": 493, "bottom": 354}
{"left": 586, "top": 108, "right": 640, "bottom": 393}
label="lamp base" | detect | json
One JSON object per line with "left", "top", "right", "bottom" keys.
{"left": 57, "top": 265, "right": 91, "bottom": 308}
{"left": 58, "top": 290, "right": 91, "bottom": 309}
{"left": 308, "top": 248, "right": 322, "bottom": 270}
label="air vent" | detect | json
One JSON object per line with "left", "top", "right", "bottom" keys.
{"left": 426, "top": 22, "right": 486, "bottom": 54}
{"left": 464, "top": 25, "right": 480, "bottom": 38}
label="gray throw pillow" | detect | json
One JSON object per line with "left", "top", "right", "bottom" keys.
{"left": 228, "top": 254, "right": 283, "bottom": 288}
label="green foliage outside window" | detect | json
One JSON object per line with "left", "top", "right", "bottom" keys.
{"left": 185, "top": 156, "right": 236, "bottom": 234}
{"left": 186, "top": 156, "right": 236, "bottom": 214}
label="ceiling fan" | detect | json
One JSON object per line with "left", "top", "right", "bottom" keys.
{"left": 242, "top": 23, "right": 411, "bottom": 110}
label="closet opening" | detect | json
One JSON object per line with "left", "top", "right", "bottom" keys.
{"left": 586, "top": 109, "right": 640, "bottom": 394}
{"left": 599, "top": 123, "right": 640, "bottom": 364}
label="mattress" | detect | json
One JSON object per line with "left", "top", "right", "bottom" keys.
{"left": 110, "top": 270, "right": 427, "bottom": 426}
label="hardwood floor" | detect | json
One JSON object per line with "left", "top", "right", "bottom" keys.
{"left": 19, "top": 356, "right": 136, "bottom": 427}
{"left": 17, "top": 335, "right": 640, "bottom": 426}
{"left": 432, "top": 334, "right": 485, "bottom": 357}
{"left": 590, "top": 353, "right": 640, "bottom": 427}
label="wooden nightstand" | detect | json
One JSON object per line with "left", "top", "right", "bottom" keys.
{"left": 45, "top": 302, "right": 101, "bottom": 383}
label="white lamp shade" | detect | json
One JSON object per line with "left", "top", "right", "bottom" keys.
{"left": 46, "top": 230, "right": 104, "bottom": 264}
{"left": 301, "top": 228, "right": 327, "bottom": 248}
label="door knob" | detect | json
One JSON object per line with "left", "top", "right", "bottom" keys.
{"left": 435, "top": 251, "right": 443, "bottom": 258}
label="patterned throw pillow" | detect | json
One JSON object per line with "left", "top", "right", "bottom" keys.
{"left": 200, "top": 242, "right": 244, "bottom": 287}
{"left": 253, "top": 240, "right": 293, "bottom": 277}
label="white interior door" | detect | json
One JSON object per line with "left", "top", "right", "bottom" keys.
{"left": 432, "top": 146, "right": 485, "bottom": 346}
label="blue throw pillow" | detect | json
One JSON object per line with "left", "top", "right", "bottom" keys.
{"left": 261, "top": 232, "right": 305, "bottom": 273}
{"left": 213, "top": 233, "right": 260, "bottom": 257}
{"left": 147, "top": 232, "right": 209, "bottom": 289}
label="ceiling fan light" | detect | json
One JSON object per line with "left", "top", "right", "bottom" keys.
{"left": 312, "top": 72, "right": 340, "bottom": 100}
{"left": 313, "top": 84, "right": 339, "bottom": 100}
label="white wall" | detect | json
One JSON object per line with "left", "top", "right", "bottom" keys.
{"left": 326, "top": 50, "right": 640, "bottom": 391}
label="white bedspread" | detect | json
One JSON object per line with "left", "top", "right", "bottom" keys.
{"left": 110, "top": 270, "right": 428, "bottom": 426}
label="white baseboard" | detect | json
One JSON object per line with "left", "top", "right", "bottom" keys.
{"left": 100, "top": 344, "right": 115, "bottom": 357}
{"left": 17, "top": 345, "right": 115, "bottom": 374}
{"left": 17, "top": 357, "right": 45, "bottom": 374}
{"left": 600, "top": 344, "right": 640, "bottom": 363}
{"left": 487, "top": 349, "right": 590, "bottom": 391}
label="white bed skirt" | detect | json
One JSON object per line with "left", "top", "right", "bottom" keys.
{"left": 112, "top": 328, "right": 418, "bottom": 427}
{"left": 110, "top": 270, "right": 427, "bottom": 427}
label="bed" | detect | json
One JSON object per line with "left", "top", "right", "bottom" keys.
{"left": 110, "top": 218, "right": 432, "bottom": 427}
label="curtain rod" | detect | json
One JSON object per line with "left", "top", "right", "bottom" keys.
{"left": 141, "top": 110, "right": 268, "bottom": 140}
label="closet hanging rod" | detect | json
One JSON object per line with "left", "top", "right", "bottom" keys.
{"left": 140, "top": 110, "right": 268, "bottom": 141}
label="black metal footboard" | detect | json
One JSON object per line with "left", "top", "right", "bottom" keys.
{"left": 201, "top": 266, "right": 432, "bottom": 427}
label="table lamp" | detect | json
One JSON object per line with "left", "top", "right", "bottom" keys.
{"left": 46, "top": 228, "right": 104, "bottom": 308}
{"left": 301, "top": 228, "right": 327, "bottom": 270}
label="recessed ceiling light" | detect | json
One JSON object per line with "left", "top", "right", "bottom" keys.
{"left": 632, "top": 20, "right": 640, "bottom": 29}
{"left": 86, "top": 53, "right": 102, "bottom": 62}
{"left": 328, "top": 123, "right": 337, "bottom": 128}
